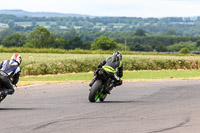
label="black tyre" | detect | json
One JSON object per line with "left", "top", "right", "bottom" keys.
{"left": 99, "top": 94, "right": 107, "bottom": 102}
{"left": 0, "top": 95, "right": 6, "bottom": 103}
{"left": 88, "top": 80, "right": 102, "bottom": 102}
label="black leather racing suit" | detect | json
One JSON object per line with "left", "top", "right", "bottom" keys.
{"left": 99, "top": 56, "right": 123, "bottom": 84}
{"left": 89, "top": 55, "right": 123, "bottom": 87}
{"left": 0, "top": 60, "right": 21, "bottom": 95}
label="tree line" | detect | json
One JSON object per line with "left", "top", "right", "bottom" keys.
{"left": 0, "top": 27, "right": 91, "bottom": 50}
{"left": 1, "top": 26, "right": 200, "bottom": 52}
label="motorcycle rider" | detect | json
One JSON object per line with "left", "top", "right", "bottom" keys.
{"left": 89, "top": 51, "right": 123, "bottom": 93}
{"left": 0, "top": 53, "right": 22, "bottom": 96}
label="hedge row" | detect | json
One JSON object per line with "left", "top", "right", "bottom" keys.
{"left": 20, "top": 56, "right": 200, "bottom": 76}
{"left": 1, "top": 51, "right": 198, "bottom": 76}
{"left": 0, "top": 47, "right": 196, "bottom": 56}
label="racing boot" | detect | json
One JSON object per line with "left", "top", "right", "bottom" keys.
{"left": 0, "top": 90, "right": 8, "bottom": 96}
{"left": 0, "top": 89, "right": 14, "bottom": 96}
{"left": 114, "top": 80, "right": 122, "bottom": 87}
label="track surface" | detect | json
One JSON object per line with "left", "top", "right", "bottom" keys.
{"left": 1, "top": 81, "right": 200, "bottom": 133}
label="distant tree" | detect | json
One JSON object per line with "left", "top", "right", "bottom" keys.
{"left": 127, "top": 42, "right": 141, "bottom": 51}
{"left": 120, "top": 25, "right": 131, "bottom": 32}
{"left": 149, "top": 40, "right": 166, "bottom": 52}
{"left": 166, "top": 29, "right": 177, "bottom": 35}
{"left": 8, "top": 20, "right": 15, "bottom": 28}
{"left": 179, "top": 47, "right": 190, "bottom": 54}
{"left": 2, "top": 33, "right": 26, "bottom": 47}
{"left": 56, "top": 20, "right": 66, "bottom": 26}
{"left": 49, "top": 24, "right": 60, "bottom": 31}
{"left": 142, "top": 45, "right": 153, "bottom": 51}
{"left": 134, "top": 29, "right": 146, "bottom": 36}
{"left": 54, "top": 37, "right": 66, "bottom": 49}
{"left": 27, "top": 26, "right": 55, "bottom": 48}
{"left": 46, "top": 21, "right": 50, "bottom": 25}
{"left": 67, "top": 29, "right": 77, "bottom": 38}
{"left": 91, "top": 35, "right": 117, "bottom": 50}
{"left": 32, "top": 20, "right": 37, "bottom": 26}
{"left": 196, "top": 40, "right": 200, "bottom": 47}
{"left": 0, "top": 28, "right": 15, "bottom": 39}
{"left": 68, "top": 36, "right": 83, "bottom": 49}
{"left": 117, "top": 43, "right": 130, "bottom": 51}
{"left": 82, "top": 41, "right": 91, "bottom": 50}
{"left": 25, "top": 26, "right": 35, "bottom": 31}
{"left": 167, "top": 43, "right": 185, "bottom": 52}
{"left": 167, "top": 41, "right": 196, "bottom": 52}
{"left": 154, "top": 43, "right": 167, "bottom": 52}
{"left": 12, "top": 25, "right": 25, "bottom": 32}
{"left": 47, "top": 34, "right": 56, "bottom": 48}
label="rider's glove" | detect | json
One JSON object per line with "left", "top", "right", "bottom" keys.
{"left": 97, "top": 64, "right": 102, "bottom": 68}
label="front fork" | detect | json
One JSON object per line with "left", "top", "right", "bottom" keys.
{"left": 97, "top": 84, "right": 108, "bottom": 99}
{"left": 89, "top": 75, "right": 97, "bottom": 87}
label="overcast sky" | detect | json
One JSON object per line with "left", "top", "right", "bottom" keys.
{"left": 1, "top": 0, "right": 200, "bottom": 18}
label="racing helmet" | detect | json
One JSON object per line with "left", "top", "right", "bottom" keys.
{"left": 11, "top": 53, "right": 22, "bottom": 65}
{"left": 113, "top": 51, "right": 122, "bottom": 61}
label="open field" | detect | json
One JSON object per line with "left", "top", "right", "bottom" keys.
{"left": 0, "top": 22, "right": 8, "bottom": 31}
{"left": 1, "top": 53, "right": 200, "bottom": 76}
{"left": 15, "top": 21, "right": 57, "bottom": 27}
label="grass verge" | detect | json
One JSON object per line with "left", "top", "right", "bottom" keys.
{"left": 18, "top": 70, "right": 200, "bottom": 86}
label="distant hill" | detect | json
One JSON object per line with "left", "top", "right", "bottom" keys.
{"left": 1, "top": 9, "right": 200, "bottom": 36}
{"left": 0, "top": 9, "right": 92, "bottom": 18}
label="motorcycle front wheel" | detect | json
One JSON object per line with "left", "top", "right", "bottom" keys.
{"left": 88, "top": 80, "right": 102, "bottom": 102}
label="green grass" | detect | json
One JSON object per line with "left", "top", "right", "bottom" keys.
{"left": 124, "top": 70, "right": 200, "bottom": 79}
{"left": 20, "top": 70, "right": 200, "bottom": 81}
{"left": 21, "top": 73, "right": 93, "bottom": 81}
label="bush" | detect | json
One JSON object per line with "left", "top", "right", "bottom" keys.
{"left": 91, "top": 35, "right": 117, "bottom": 50}
{"left": 179, "top": 47, "right": 190, "bottom": 54}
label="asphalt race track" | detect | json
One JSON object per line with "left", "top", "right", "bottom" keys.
{"left": 1, "top": 80, "right": 200, "bottom": 133}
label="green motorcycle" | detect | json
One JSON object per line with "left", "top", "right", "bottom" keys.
{"left": 88, "top": 68, "right": 115, "bottom": 102}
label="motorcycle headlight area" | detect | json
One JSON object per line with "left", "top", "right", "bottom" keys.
{"left": 98, "top": 69, "right": 104, "bottom": 75}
